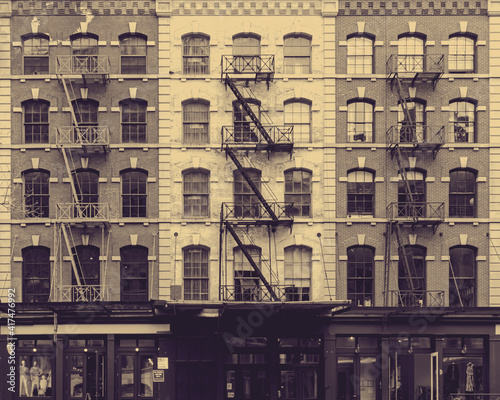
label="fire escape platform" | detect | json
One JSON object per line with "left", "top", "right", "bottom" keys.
{"left": 56, "top": 55, "right": 111, "bottom": 84}
{"left": 56, "top": 126, "right": 111, "bottom": 154}
{"left": 56, "top": 203, "right": 111, "bottom": 228}
{"left": 386, "top": 54, "right": 444, "bottom": 89}
{"left": 222, "top": 202, "right": 294, "bottom": 227}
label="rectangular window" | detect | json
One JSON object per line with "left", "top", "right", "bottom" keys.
{"left": 183, "top": 102, "right": 209, "bottom": 144}
{"left": 284, "top": 36, "right": 311, "bottom": 74}
{"left": 183, "top": 35, "right": 210, "bottom": 74}
{"left": 347, "top": 36, "right": 373, "bottom": 74}
{"left": 120, "top": 35, "right": 147, "bottom": 74}
{"left": 183, "top": 171, "right": 209, "bottom": 217}
{"left": 284, "top": 101, "right": 311, "bottom": 143}
{"left": 285, "top": 170, "right": 311, "bottom": 217}
{"left": 184, "top": 247, "right": 209, "bottom": 300}
{"left": 23, "top": 36, "right": 49, "bottom": 75}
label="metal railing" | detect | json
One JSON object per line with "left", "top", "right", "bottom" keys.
{"left": 387, "top": 202, "right": 445, "bottom": 221}
{"left": 221, "top": 125, "right": 293, "bottom": 146}
{"left": 58, "top": 284, "right": 110, "bottom": 302}
{"left": 56, "top": 203, "right": 110, "bottom": 220}
{"left": 386, "top": 125, "right": 445, "bottom": 145}
{"left": 386, "top": 54, "right": 444, "bottom": 75}
{"left": 222, "top": 202, "right": 294, "bottom": 223}
{"left": 221, "top": 285, "right": 305, "bottom": 302}
{"left": 385, "top": 290, "right": 445, "bottom": 307}
{"left": 221, "top": 55, "right": 275, "bottom": 76}
{"left": 56, "top": 126, "right": 109, "bottom": 146}
{"left": 56, "top": 55, "right": 110, "bottom": 75}
{"left": 448, "top": 394, "right": 500, "bottom": 400}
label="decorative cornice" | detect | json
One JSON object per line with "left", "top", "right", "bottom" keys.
{"left": 11, "top": 1, "right": 156, "bottom": 16}
{"left": 338, "top": 0, "right": 487, "bottom": 16}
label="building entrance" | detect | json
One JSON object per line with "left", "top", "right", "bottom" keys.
{"left": 67, "top": 352, "right": 106, "bottom": 400}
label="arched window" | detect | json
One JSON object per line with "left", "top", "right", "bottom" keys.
{"left": 72, "top": 245, "right": 100, "bottom": 287}
{"left": 120, "top": 245, "right": 148, "bottom": 302}
{"left": 449, "top": 246, "right": 476, "bottom": 307}
{"left": 23, "top": 169, "right": 50, "bottom": 218}
{"left": 22, "top": 33, "right": 49, "bottom": 75}
{"left": 121, "top": 99, "right": 147, "bottom": 143}
{"left": 284, "top": 169, "right": 312, "bottom": 217}
{"left": 347, "top": 169, "right": 374, "bottom": 216}
{"left": 347, "top": 246, "right": 374, "bottom": 307}
{"left": 398, "top": 99, "right": 426, "bottom": 142}
{"left": 398, "top": 245, "right": 426, "bottom": 306}
{"left": 449, "top": 169, "right": 476, "bottom": 217}
{"left": 234, "top": 246, "right": 261, "bottom": 301}
{"left": 234, "top": 169, "right": 261, "bottom": 218}
{"left": 449, "top": 99, "right": 476, "bottom": 143}
{"left": 119, "top": 33, "right": 147, "bottom": 74}
{"left": 71, "top": 33, "right": 98, "bottom": 55}
{"left": 233, "top": 33, "right": 261, "bottom": 72}
{"left": 347, "top": 33, "right": 374, "bottom": 74}
{"left": 183, "top": 246, "right": 209, "bottom": 300}
{"left": 23, "top": 246, "right": 51, "bottom": 302}
{"left": 183, "top": 100, "right": 210, "bottom": 144}
{"left": 284, "top": 246, "right": 312, "bottom": 301}
{"left": 182, "top": 34, "right": 210, "bottom": 74}
{"left": 233, "top": 98, "right": 260, "bottom": 143}
{"left": 398, "top": 169, "right": 426, "bottom": 217}
{"left": 397, "top": 33, "right": 425, "bottom": 73}
{"left": 72, "top": 169, "right": 99, "bottom": 218}
{"left": 449, "top": 33, "right": 476, "bottom": 73}
{"left": 284, "top": 99, "right": 312, "bottom": 143}
{"left": 347, "top": 99, "right": 374, "bottom": 142}
{"left": 183, "top": 169, "right": 209, "bottom": 217}
{"left": 121, "top": 169, "right": 148, "bottom": 217}
{"left": 72, "top": 99, "right": 99, "bottom": 127}
{"left": 71, "top": 33, "right": 99, "bottom": 73}
{"left": 284, "top": 33, "right": 312, "bottom": 74}
{"left": 23, "top": 99, "right": 49, "bottom": 144}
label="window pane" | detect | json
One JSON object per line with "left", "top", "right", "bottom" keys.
{"left": 121, "top": 171, "right": 148, "bottom": 217}
{"left": 184, "top": 247, "right": 209, "bottom": 300}
{"left": 448, "top": 36, "right": 475, "bottom": 72}
{"left": 347, "top": 247, "right": 374, "bottom": 306}
{"left": 120, "top": 355, "right": 135, "bottom": 397}
{"left": 122, "top": 100, "right": 147, "bottom": 143}
{"left": 347, "top": 36, "right": 373, "bottom": 74}
{"left": 284, "top": 170, "right": 312, "bottom": 217}
{"left": 284, "top": 101, "right": 311, "bottom": 143}
{"left": 183, "top": 102, "right": 209, "bottom": 144}
{"left": 284, "top": 36, "right": 311, "bottom": 74}
{"left": 141, "top": 356, "right": 154, "bottom": 396}
{"left": 347, "top": 101, "right": 373, "bottom": 142}
{"left": 284, "top": 246, "right": 311, "bottom": 301}
{"left": 449, "top": 101, "right": 475, "bottom": 143}
{"left": 183, "top": 36, "right": 210, "bottom": 74}
{"left": 121, "top": 246, "right": 148, "bottom": 301}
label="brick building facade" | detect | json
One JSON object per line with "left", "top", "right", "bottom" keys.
{"left": 0, "top": 1, "right": 499, "bottom": 400}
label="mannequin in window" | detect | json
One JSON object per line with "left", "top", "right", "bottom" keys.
{"left": 466, "top": 362, "right": 474, "bottom": 393}
{"left": 30, "top": 360, "right": 41, "bottom": 396}
{"left": 19, "top": 359, "right": 30, "bottom": 396}
{"left": 39, "top": 374, "right": 48, "bottom": 396}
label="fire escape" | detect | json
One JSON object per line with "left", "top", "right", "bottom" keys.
{"left": 53, "top": 54, "right": 111, "bottom": 303}
{"left": 219, "top": 54, "right": 294, "bottom": 302}
{"left": 384, "top": 53, "right": 446, "bottom": 308}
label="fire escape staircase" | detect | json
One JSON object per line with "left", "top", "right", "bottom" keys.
{"left": 384, "top": 67, "right": 444, "bottom": 307}
{"left": 53, "top": 76, "right": 110, "bottom": 303}
{"left": 220, "top": 66, "right": 294, "bottom": 302}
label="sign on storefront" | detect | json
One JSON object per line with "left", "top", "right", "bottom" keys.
{"left": 153, "top": 370, "right": 165, "bottom": 382}
{"left": 158, "top": 357, "right": 169, "bottom": 369}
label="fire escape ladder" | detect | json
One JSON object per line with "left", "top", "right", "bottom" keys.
{"left": 394, "top": 145, "right": 416, "bottom": 207}
{"left": 226, "top": 223, "right": 279, "bottom": 301}
{"left": 393, "top": 224, "right": 417, "bottom": 293}
{"left": 60, "top": 76, "right": 80, "bottom": 127}
{"left": 394, "top": 73, "right": 414, "bottom": 128}
{"left": 61, "top": 147, "right": 81, "bottom": 205}
{"left": 225, "top": 146, "right": 279, "bottom": 222}
{"left": 224, "top": 74, "right": 273, "bottom": 144}
{"left": 60, "top": 222, "right": 83, "bottom": 287}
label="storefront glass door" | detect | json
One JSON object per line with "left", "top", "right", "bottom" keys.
{"left": 68, "top": 352, "right": 105, "bottom": 400}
